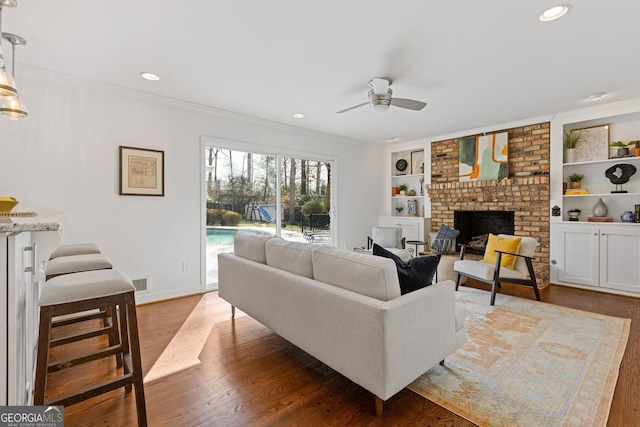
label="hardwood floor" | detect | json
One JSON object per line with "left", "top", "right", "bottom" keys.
{"left": 44, "top": 281, "right": 640, "bottom": 426}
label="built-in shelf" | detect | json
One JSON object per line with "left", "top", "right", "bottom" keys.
{"left": 564, "top": 192, "right": 640, "bottom": 197}
{"left": 392, "top": 173, "right": 424, "bottom": 179}
{"left": 563, "top": 157, "right": 640, "bottom": 167}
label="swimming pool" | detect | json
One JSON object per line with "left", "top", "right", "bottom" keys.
{"left": 206, "top": 228, "right": 269, "bottom": 245}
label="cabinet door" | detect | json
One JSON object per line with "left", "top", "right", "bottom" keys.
{"left": 7, "top": 232, "right": 32, "bottom": 405}
{"left": 557, "top": 226, "right": 600, "bottom": 287}
{"left": 599, "top": 227, "right": 640, "bottom": 293}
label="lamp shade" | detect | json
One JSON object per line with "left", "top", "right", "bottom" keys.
{"left": 0, "top": 66, "right": 17, "bottom": 99}
{"left": 0, "top": 92, "right": 27, "bottom": 119}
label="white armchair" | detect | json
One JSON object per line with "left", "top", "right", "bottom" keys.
{"left": 454, "top": 234, "right": 540, "bottom": 305}
{"left": 367, "top": 226, "right": 406, "bottom": 250}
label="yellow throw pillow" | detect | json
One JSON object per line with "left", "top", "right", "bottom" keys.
{"left": 481, "top": 234, "right": 522, "bottom": 269}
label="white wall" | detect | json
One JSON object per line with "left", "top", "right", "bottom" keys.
{"left": 0, "top": 71, "right": 386, "bottom": 303}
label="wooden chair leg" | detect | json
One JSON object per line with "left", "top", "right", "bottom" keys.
{"left": 490, "top": 281, "right": 499, "bottom": 306}
{"left": 374, "top": 395, "right": 383, "bottom": 415}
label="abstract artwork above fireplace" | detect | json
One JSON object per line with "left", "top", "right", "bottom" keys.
{"left": 459, "top": 132, "right": 508, "bottom": 182}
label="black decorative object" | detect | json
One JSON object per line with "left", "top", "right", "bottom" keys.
{"left": 552, "top": 205, "right": 561, "bottom": 217}
{"left": 605, "top": 163, "right": 637, "bottom": 193}
{"left": 395, "top": 159, "right": 408, "bottom": 175}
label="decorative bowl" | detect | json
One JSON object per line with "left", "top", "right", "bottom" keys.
{"left": 0, "top": 199, "right": 19, "bottom": 212}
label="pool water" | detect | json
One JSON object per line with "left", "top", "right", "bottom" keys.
{"left": 206, "top": 228, "right": 238, "bottom": 245}
{"left": 206, "top": 228, "right": 267, "bottom": 245}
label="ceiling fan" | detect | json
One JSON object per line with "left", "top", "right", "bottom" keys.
{"left": 337, "top": 78, "right": 427, "bottom": 114}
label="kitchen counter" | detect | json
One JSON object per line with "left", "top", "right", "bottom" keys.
{"left": 0, "top": 213, "right": 65, "bottom": 233}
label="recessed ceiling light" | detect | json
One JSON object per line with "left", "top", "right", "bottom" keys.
{"left": 293, "top": 113, "right": 305, "bottom": 119}
{"left": 539, "top": 4, "right": 571, "bottom": 22}
{"left": 587, "top": 92, "right": 606, "bottom": 101}
{"left": 140, "top": 72, "right": 160, "bottom": 81}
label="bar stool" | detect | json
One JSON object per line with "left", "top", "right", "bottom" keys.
{"left": 49, "top": 243, "right": 102, "bottom": 259}
{"left": 34, "top": 269, "right": 147, "bottom": 426}
{"left": 45, "top": 253, "right": 113, "bottom": 280}
{"left": 44, "top": 253, "right": 119, "bottom": 365}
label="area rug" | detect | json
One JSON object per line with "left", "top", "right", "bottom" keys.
{"left": 408, "top": 287, "right": 630, "bottom": 427}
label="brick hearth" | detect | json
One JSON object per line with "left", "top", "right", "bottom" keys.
{"left": 427, "top": 122, "right": 550, "bottom": 286}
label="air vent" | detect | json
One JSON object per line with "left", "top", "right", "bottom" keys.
{"left": 132, "top": 276, "right": 148, "bottom": 292}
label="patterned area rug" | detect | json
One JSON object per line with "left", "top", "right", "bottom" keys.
{"left": 408, "top": 287, "right": 630, "bottom": 427}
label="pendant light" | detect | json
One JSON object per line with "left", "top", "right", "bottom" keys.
{"left": 0, "top": 0, "right": 27, "bottom": 119}
{"left": 0, "top": 32, "right": 27, "bottom": 119}
{"left": 0, "top": 0, "right": 18, "bottom": 100}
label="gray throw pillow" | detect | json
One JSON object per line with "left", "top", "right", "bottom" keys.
{"left": 373, "top": 244, "right": 440, "bottom": 295}
{"left": 433, "top": 224, "right": 460, "bottom": 253}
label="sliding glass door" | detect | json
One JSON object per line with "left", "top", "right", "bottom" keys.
{"left": 204, "top": 145, "right": 333, "bottom": 290}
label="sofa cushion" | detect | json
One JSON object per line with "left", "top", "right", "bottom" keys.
{"left": 312, "top": 246, "right": 401, "bottom": 301}
{"left": 266, "top": 239, "right": 316, "bottom": 278}
{"left": 233, "top": 232, "right": 276, "bottom": 264}
{"left": 353, "top": 246, "right": 414, "bottom": 261}
{"left": 373, "top": 244, "right": 440, "bottom": 294}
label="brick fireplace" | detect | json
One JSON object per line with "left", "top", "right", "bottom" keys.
{"left": 427, "top": 122, "right": 550, "bottom": 286}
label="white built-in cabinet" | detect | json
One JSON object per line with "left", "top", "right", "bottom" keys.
{"left": 552, "top": 223, "right": 640, "bottom": 293}
{"left": 550, "top": 100, "right": 640, "bottom": 295}
{"left": 2, "top": 229, "right": 60, "bottom": 405}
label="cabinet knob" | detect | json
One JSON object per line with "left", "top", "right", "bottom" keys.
{"left": 594, "top": 233, "right": 598, "bottom": 235}
{"left": 551, "top": 260, "right": 557, "bottom": 265}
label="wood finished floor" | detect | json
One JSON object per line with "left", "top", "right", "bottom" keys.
{"left": 44, "top": 279, "right": 640, "bottom": 426}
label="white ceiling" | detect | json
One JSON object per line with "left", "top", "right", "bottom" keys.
{"left": 3, "top": 1, "right": 640, "bottom": 144}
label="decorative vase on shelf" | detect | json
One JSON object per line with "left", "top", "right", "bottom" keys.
{"left": 621, "top": 211, "right": 635, "bottom": 223}
{"left": 407, "top": 199, "right": 417, "bottom": 216}
{"left": 592, "top": 198, "right": 608, "bottom": 217}
{"left": 565, "top": 148, "right": 576, "bottom": 163}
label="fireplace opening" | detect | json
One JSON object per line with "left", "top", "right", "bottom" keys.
{"left": 454, "top": 210, "right": 515, "bottom": 254}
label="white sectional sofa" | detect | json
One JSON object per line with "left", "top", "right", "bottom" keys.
{"left": 218, "top": 232, "right": 467, "bottom": 413}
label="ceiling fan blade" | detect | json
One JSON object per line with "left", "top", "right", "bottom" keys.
{"left": 369, "top": 78, "right": 391, "bottom": 96}
{"left": 390, "top": 98, "right": 426, "bottom": 111}
{"left": 336, "top": 102, "right": 369, "bottom": 114}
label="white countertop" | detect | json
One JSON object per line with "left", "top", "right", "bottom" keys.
{"left": 0, "top": 213, "right": 65, "bottom": 233}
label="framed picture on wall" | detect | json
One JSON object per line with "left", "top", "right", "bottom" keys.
{"left": 119, "top": 146, "right": 165, "bottom": 196}
{"left": 410, "top": 150, "right": 424, "bottom": 174}
{"left": 572, "top": 124, "right": 609, "bottom": 162}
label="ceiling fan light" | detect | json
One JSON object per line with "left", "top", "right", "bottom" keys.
{"left": 0, "top": 93, "right": 27, "bottom": 119}
{"left": 370, "top": 103, "right": 390, "bottom": 112}
{"left": 0, "top": 67, "right": 18, "bottom": 100}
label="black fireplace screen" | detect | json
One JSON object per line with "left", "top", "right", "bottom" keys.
{"left": 454, "top": 210, "right": 515, "bottom": 254}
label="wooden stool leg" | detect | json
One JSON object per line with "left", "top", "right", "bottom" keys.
{"left": 125, "top": 292, "right": 147, "bottom": 427}
{"left": 34, "top": 306, "right": 53, "bottom": 405}
{"left": 106, "top": 305, "right": 123, "bottom": 368}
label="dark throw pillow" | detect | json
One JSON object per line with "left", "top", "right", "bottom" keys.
{"left": 373, "top": 243, "right": 441, "bottom": 295}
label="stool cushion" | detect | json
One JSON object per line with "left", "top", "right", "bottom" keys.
{"left": 40, "top": 269, "right": 135, "bottom": 306}
{"left": 50, "top": 243, "right": 101, "bottom": 259}
{"left": 45, "top": 253, "right": 113, "bottom": 277}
